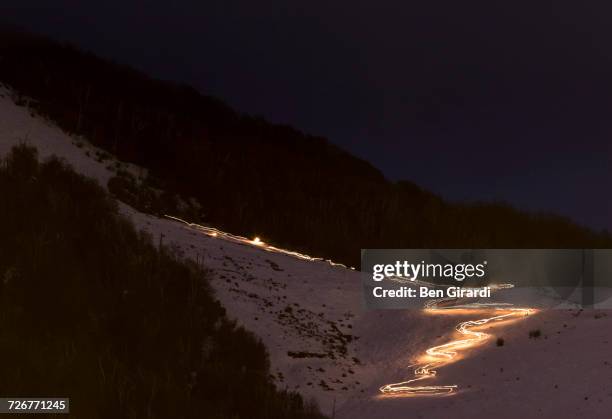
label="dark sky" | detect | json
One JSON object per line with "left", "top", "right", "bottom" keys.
{"left": 3, "top": 1, "right": 612, "bottom": 231}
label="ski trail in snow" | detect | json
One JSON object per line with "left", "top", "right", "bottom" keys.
{"left": 164, "top": 215, "right": 536, "bottom": 398}
{"left": 165, "top": 215, "right": 354, "bottom": 268}
{"left": 379, "top": 283, "right": 535, "bottom": 396}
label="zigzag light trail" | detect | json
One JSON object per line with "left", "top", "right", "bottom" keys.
{"left": 379, "top": 281, "right": 535, "bottom": 397}
{"left": 164, "top": 215, "right": 535, "bottom": 398}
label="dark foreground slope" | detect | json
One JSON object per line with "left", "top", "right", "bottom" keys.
{"left": 1, "top": 29, "right": 610, "bottom": 267}
{"left": 0, "top": 144, "right": 325, "bottom": 419}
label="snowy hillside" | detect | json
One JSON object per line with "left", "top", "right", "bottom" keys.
{"left": 0, "top": 83, "right": 368, "bottom": 412}
{"left": 2, "top": 84, "right": 612, "bottom": 418}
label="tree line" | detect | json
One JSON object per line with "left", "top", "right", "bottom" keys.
{"left": 1, "top": 28, "right": 609, "bottom": 269}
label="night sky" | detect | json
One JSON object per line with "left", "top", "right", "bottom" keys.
{"left": 3, "top": 1, "right": 611, "bottom": 231}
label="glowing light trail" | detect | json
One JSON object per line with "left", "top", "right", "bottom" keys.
{"left": 164, "top": 216, "right": 535, "bottom": 398}
{"left": 379, "top": 282, "right": 535, "bottom": 397}
{"left": 164, "top": 215, "right": 353, "bottom": 269}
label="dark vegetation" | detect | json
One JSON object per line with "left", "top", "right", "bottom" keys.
{"left": 107, "top": 170, "right": 203, "bottom": 221}
{"left": 1, "top": 28, "right": 611, "bottom": 268}
{"left": 287, "top": 352, "right": 328, "bottom": 359}
{"left": 529, "top": 329, "right": 542, "bottom": 339}
{"left": 0, "top": 144, "right": 325, "bottom": 419}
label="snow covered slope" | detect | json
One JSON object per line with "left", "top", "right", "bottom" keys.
{"left": 0, "top": 84, "right": 369, "bottom": 412}
{"left": 339, "top": 308, "right": 612, "bottom": 418}
{"left": 2, "top": 84, "right": 612, "bottom": 418}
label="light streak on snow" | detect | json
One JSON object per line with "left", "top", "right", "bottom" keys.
{"left": 164, "top": 215, "right": 353, "bottom": 269}
{"left": 379, "top": 280, "right": 536, "bottom": 397}
{"left": 164, "top": 215, "right": 535, "bottom": 398}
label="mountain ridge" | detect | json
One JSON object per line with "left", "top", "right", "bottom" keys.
{"left": 1, "top": 27, "right": 609, "bottom": 268}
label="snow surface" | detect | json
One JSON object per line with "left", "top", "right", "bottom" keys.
{"left": 2, "top": 84, "right": 612, "bottom": 418}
